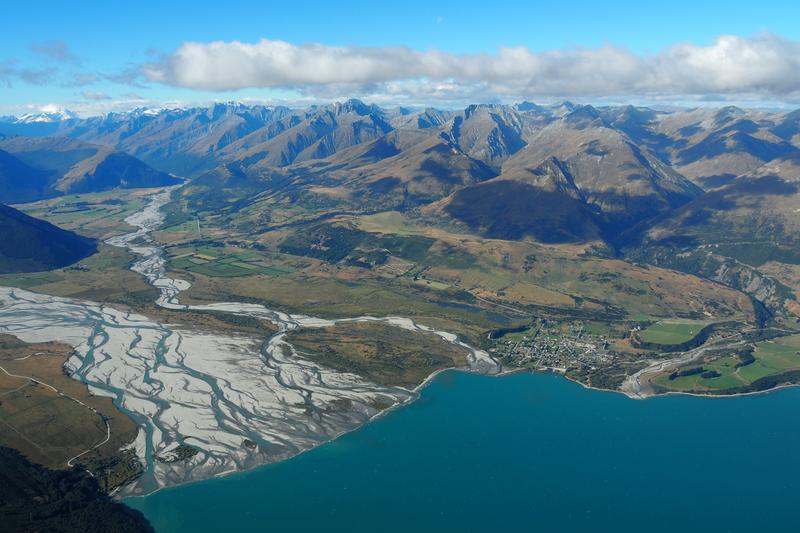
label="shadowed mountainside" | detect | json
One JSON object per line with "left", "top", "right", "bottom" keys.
{"left": 0, "top": 447, "right": 153, "bottom": 533}
{"left": 0, "top": 203, "right": 97, "bottom": 273}
{"left": 0, "top": 135, "right": 181, "bottom": 202}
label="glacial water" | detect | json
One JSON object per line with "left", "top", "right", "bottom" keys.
{"left": 127, "top": 370, "right": 800, "bottom": 532}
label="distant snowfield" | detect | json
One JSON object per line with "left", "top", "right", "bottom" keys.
{"left": 0, "top": 189, "right": 498, "bottom": 495}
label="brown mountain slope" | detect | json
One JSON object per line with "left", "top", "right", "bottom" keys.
{"left": 221, "top": 100, "right": 393, "bottom": 171}
{"left": 614, "top": 106, "right": 800, "bottom": 189}
{"left": 56, "top": 104, "right": 296, "bottom": 176}
{"left": 626, "top": 154, "right": 800, "bottom": 318}
{"left": 333, "top": 133, "right": 498, "bottom": 209}
{"left": 442, "top": 104, "right": 529, "bottom": 169}
{"left": 499, "top": 106, "right": 702, "bottom": 233}
{"left": 641, "top": 154, "right": 800, "bottom": 247}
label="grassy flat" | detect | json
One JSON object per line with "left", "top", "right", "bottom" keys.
{"left": 0, "top": 334, "right": 138, "bottom": 470}
{"left": 167, "top": 244, "right": 295, "bottom": 278}
{"left": 654, "top": 334, "right": 800, "bottom": 393}
{"left": 0, "top": 271, "right": 63, "bottom": 288}
{"left": 2, "top": 245, "right": 158, "bottom": 305}
{"left": 639, "top": 319, "right": 712, "bottom": 345}
{"left": 14, "top": 189, "right": 152, "bottom": 239}
{"left": 286, "top": 321, "right": 471, "bottom": 388}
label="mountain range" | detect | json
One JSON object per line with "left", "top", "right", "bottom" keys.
{"left": 5, "top": 100, "right": 796, "bottom": 243}
{"left": 2, "top": 99, "right": 800, "bottom": 317}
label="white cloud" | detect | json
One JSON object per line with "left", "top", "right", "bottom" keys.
{"left": 38, "top": 103, "right": 68, "bottom": 113}
{"left": 143, "top": 33, "right": 800, "bottom": 101}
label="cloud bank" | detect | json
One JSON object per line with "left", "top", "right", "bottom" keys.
{"left": 143, "top": 33, "right": 800, "bottom": 101}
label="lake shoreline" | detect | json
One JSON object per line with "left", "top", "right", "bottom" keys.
{"left": 124, "top": 360, "right": 800, "bottom": 505}
{"left": 126, "top": 369, "right": 800, "bottom": 533}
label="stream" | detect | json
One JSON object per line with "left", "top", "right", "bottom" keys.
{"left": 0, "top": 188, "right": 499, "bottom": 496}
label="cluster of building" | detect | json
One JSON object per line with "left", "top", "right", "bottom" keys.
{"left": 491, "top": 321, "right": 614, "bottom": 371}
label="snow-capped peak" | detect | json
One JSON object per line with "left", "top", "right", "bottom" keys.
{"left": 15, "top": 109, "right": 79, "bottom": 123}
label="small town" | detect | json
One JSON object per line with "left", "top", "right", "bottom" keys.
{"left": 491, "top": 320, "right": 614, "bottom": 370}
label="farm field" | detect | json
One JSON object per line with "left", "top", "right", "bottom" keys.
{"left": 654, "top": 334, "right": 800, "bottom": 393}
{"left": 14, "top": 189, "right": 155, "bottom": 239}
{"left": 638, "top": 319, "right": 713, "bottom": 345}
{"left": 167, "top": 244, "right": 295, "bottom": 278}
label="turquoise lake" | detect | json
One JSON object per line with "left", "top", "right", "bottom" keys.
{"left": 127, "top": 371, "right": 800, "bottom": 532}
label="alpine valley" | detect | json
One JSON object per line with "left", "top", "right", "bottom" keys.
{"left": 2, "top": 98, "right": 800, "bottom": 530}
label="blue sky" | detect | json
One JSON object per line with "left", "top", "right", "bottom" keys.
{"left": 2, "top": 0, "right": 800, "bottom": 115}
